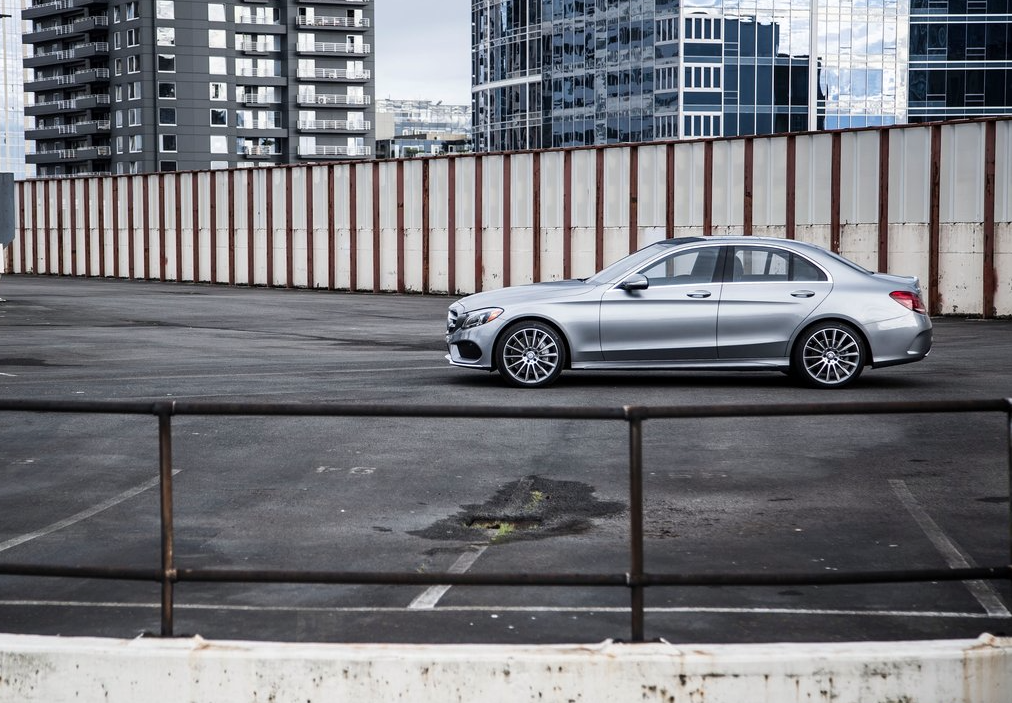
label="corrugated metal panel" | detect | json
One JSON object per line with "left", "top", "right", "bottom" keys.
{"left": 942, "top": 122, "right": 984, "bottom": 224}
{"left": 673, "top": 141, "right": 705, "bottom": 227}
{"left": 752, "top": 137, "right": 787, "bottom": 228}
{"left": 603, "top": 147, "right": 628, "bottom": 228}
{"left": 795, "top": 133, "right": 833, "bottom": 226}
{"left": 999, "top": 121, "right": 1012, "bottom": 224}
{"left": 637, "top": 144, "right": 667, "bottom": 228}
{"left": 841, "top": 130, "right": 879, "bottom": 224}
{"left": 712, "top": 139, "right": 744, "bottom": 228}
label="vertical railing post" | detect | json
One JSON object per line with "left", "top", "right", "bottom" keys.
{"left": 628, "top": 409, "right": 645, "bottom": 642}
{"left": 1006, "top": 401, "right": 1012, "bottom": 572}
{"left": 157, "top": 404, "right": 176, "bottom": 636}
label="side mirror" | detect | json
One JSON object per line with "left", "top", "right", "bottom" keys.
{"left": 619, "top": 274, "right": 649, "bottom": 291}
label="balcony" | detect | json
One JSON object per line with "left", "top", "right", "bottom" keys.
{"left": 295, "top": 16, "right": 370, "bottom": 29}
{"left": 25, "top": 15, "right": 109, "bottom": 42}
{"left": 26, "top": 67, "right": 110, "bottom": 92}
{"left": 27, "top": 145, "right": 111, "bottom": 164}
{"left": 23, "top": 0, "right": 107, "bottom": 21}
{"left": 296, "top": 67, "right": 370, "bottom": 82}
{"left": 240, "top": 93, "right": 282, "bottom": 106}
{"left": 297, "top": 145, "right": 372, "bottom": 158}
{"left": 25, "top": 42, "right": 109, "bottom": 68}
{"left": 25, "top": 93, "right": 111, "bottom": 116}
{"left": 233, "top": 15, "right": 282, "bottom": 27}
{"left": 296, "top": 93, "right": 371, "bottom": 107}
{"left": 296, "top": 42, "right": 371, "bottom": 56}
{"left": 241, "top": 146, "right": 282, "bottom": 158}
{"left": 297, "top": 119, "right": 371, "bottom": 132}
{"left": 238, "top": 40, "right": 279, "bottom": 55}
{"left": 26, "top": 120, "right": 110, "bottom": 140}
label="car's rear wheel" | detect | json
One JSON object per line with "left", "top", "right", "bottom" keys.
{"left": 792, "top": 321, "right": 865, "bottom": 388}
{"left": 495, "top": 321, "right": 565, "bottom": 388}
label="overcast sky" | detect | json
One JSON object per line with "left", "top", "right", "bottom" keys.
{"left": 374, "top": 0, "right": 472, "bottom": 105}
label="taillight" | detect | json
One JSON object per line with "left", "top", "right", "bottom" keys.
{"left": 890, "top": 291, "right": 927, "bottom": 314}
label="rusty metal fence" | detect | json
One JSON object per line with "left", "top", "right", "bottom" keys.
{"left": 0, "top": 397, "right": 1010, "bottom": 642}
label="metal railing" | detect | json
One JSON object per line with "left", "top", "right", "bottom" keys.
{"left": 0, "top": 398, "right": 1009, "bottom": 642}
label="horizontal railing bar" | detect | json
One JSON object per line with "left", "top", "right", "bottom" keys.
{"left": 0, "top": 398, "right": 1009, "bottom": 420}
{"left": 0, "top": 564, "right": 160, "bottom": 581}
{"left": 2, "top": 563, "right": 1008, "bottom": 588}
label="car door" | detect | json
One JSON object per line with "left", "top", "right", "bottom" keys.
{"left": 599, "top": 245, "right": 724, "bottom": 361}
{"left": 716, "top": 245, "right": 832, "bottom": 359}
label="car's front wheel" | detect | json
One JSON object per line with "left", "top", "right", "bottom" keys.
{"left": 495, "top": 321, "right": 565, "bottom": 388}
{"left": 792, "top": 321, "right": 865, "bottom": 388}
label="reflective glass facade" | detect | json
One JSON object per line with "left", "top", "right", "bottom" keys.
{"left": 1, "top": 0, "right": 27, "bottom": 179}
{"left": 472, "top": 0, "right": 1011, "bottom": 150}
{"left": 908, "top": 0, "right": 1012, "bottom": 123}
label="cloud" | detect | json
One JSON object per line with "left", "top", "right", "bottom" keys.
{"left": 375, "top": 0, "right": 472, "bottom": 105}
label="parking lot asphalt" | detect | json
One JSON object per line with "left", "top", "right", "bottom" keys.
{"left": 0, "top": 274, "right": 1010, "bottom": 645}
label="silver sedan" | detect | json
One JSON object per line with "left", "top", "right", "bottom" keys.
{"left": 445, "top": 237, "right": 932, "bottom": 389}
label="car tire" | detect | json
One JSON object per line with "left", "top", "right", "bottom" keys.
{"left": 791, "top": 321, "right": 866, "bottom": 389}
{"left": 495, "top": 321, "right": 566, "bottom": 389}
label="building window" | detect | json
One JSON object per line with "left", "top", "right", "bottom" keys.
{"left": 210, "top": 109, "right": 227, "bottom": 126}
{"left": 127, "top": 28, "right": 139, "bottom": 46}
{"left": 208, "top": 4, "right": 225, "bottom": 22}
{"left": 114, "top": 58, "right": 123, "bottom": 75}
{"left": 683, "top": 64, "right": 721, "bottom": 90}
{"left": 683, "top": 113, "right": 722, "bottom": 139}
{"left": 113, "top": 32, "right": 121, "bottom": 49}
{"left": 156, "top": 0, "right": 174, "bottom": 20}
{"left": 127, "top": 55, "right": 140, "bottom": 73}
{"left": 113, "top": 7, "right": 121, "bottom": 23}
{"left": 210, "top": 160, "right": 230, "bottom": 170}
{"left": 157, "top": 27, "right": 175, "bottom": 46}
{"left": 115, "top": 110, "right": 123, "bottom": 128}
{"left": 160, "top": 134, "right": 177, "bottom": 153}
{"left": 160, "top": 161, "right": 177, "bottom": 172}
{"left": 209, "top": 29, "right": 227, "bottom": 49}
{"left": 114, "top": 85, "right": 123, "bottom": 101}
{"left": 210, "top": 135, "right": 229, "bottom": 153}
{"left": 128, "top": 107, "right": 141, "bottom": 126}
{"left": 158, "top": 82, "right": 176, "bottom": 99}
{"left": 116, "top": 136, "right": 124, "bottom": 154}
{"left": 128, "top": 81, "right": 141, "bottom": 100}
{"left": 157, "top": 54, "right": 175, "bottom": 72}
{"left": 129, "top": 135, "right": 143, "bottom": 153}
{"left": 125, "top": 1, "right": 138, "bottom": 20}
{"left": 210, "top": 82, "right": 227, "bottom": 100}
{"left": 209, "top": 56, "right": 228, "bottom": 75}
{"left": 159, "top": 107, "right": 176, "bottom": 125}
{"left": 656, "top": 65, "right": 677, "bottom": 91}
{"left": 684, "top": 16, "right": 721, "bottom": 42}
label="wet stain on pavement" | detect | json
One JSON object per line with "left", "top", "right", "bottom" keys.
{"left": 410, "top": 475, "right": 625, "bottom": 544}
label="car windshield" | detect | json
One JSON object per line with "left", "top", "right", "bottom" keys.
{"left": 584, "top": 242, "right": 671, "bottom": 285}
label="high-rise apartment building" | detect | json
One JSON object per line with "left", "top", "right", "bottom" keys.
{"left": 472, "top": 0, "right": 1012, "bottom": 151}
{"left": 23, "top": 0, "right": 375, "bottom": 177}
{"left": 1, "top": 0, "right": 27, "bottom": 179}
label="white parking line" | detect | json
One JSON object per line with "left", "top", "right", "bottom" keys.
{"left": 0, "top": 600, "right": 998, "bottom": 620}
{"left": 0, "top": 471, "right": 180, "bottom": 555}
{"left": 408, "top": 546, "right": 489, "bottom": 610}
{"left": 890, "top": 479, "right": 1011, "bottom": 618}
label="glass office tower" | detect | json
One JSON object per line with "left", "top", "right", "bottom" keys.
{"left": 472, "top": 0, "right": 1010, "bottom": 150}
{"left": 908, "top": 0, "right": 1012, "bottom": 123}
{"left": 0, "top": 0, "right": 27, "bottom": 179}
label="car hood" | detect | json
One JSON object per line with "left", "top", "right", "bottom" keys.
{"left": 453, "top": 279, "right": 597, "bottom": 312}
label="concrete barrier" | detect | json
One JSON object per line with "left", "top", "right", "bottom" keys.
{"left": 1, "top": 633, "right": 1009, "bottom": 702}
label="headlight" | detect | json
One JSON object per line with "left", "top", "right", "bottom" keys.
{"left": 461, "top": 308, "right": 504, "bottom": 329}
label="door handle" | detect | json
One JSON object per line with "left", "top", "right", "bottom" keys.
{"left": 790, "top": 290, "right": 816, "bottom": 298}
{"left": 687, "top": 290, "right": 712, "bottom": 299}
